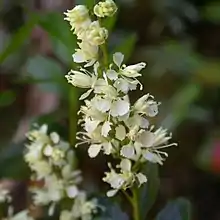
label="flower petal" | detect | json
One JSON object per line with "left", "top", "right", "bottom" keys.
{"left": 110, "top": 100, "right": 130, "bottom": 117}
{"left": 66, "top": 185, "right": 78, "bottom": 198}
{"left": 107, "top": 189, "right": 118, "bottom": 197}
{"left": 136, "top": 173, "right": 147, "bottom": 186}
{"left": 137, "top": 131, "right": 155, "bottom": 148}
{"left": 88, "top": 144, "right": 102, "bottom": 158}
{"left": 120, "top": 144, "right": 135, "bottom": 159}
{"left": 85, "top": 118, "right": 100, "bottom": 134}
{"left": 102, "top": 142, "right": 113, "bottom": 155}
{"left": 79, "top": 89, "right": 93, "bottom": 100}
{"left": 106, "top": 69, "right": 118, "bottom": 80}
{"left": 120, "top": 159, "right": 131, "bottom": 172}
{"left": 102, "top": 121, "right": 112, "bottom": 137}
{"left": 113, "top": 52, "right": 124, "bottom": 67}
{"left": 142, "top": 151, "right": 163, "bottom": 164}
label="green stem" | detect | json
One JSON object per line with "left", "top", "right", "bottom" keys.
{"left": 132, "top": 188, "right": 140, "bottom": 220}
{"left": 101, "top": 43, "right": 108, "bottom": 68}
{"left": 69, "top": 86, "right": 77, "bottom": 146}
{"left": 122, "top": 189, "right": 140, "bottom": 220}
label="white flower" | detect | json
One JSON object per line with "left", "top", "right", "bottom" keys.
{"left": 24, "top": 142, "right": 43, "bottom": 165}
{"left": 65, "top": 70, "right": 96, "bottom": 89}
{"left": 113, "top": 78, "right": 138, "bottom": 93}
{"left": 119, "top": 159, "right": 132, "bottom": 172}
{"left": 84, "top": 118, "right": 100, "bottom": 134}
{"left": 113, "top": 52, "right": 124, "bottom": 67}
{"left": 110, "top": 99, "right": 130, "bottom": 117}
{"left": 94, "top": 0, "right": 117, "bottom": 18}
{"left": 66, "top": 185, "right": 78, "bottom": 198}
{"left": 92, "top": 96, "right": 111, "bottom": 113}
{"left": 136, "top": 173, "right": 147, "bottom": 186}
{"left": 120, "top": 143, "right": 135, "bottom": 159}
{"left": 126, "top": 114, "right": 149, "bottom": 130}
{"left": 50, "top": 132, "right": 60, "bottom": 144}
{"left": 71, "top": 192, "right": 97, "bottom": 220}
{"left": 133, "top": 94, "right": 159, "bottom": 116}
{"left": 112, "top": 52, "right": 146, "bottom": 78}
{"left": 73, "top": 42, "right": 98, "bottom": 67}
{"left": 101, "top": 121, "right": 112, "bottom": 137}
{"left": 88, "top": 144, "right": 102, "bottom": 158}
{"left": 85, "top": 21, "right": 108, "bottom": 46}
{"left": 0, "top": 184, "right": 10, "bottom": 203}
{"left": 64, "top": 5, "right": 91, "bottom": 34}
{"left": 31, "top": 161, "right": 51, "bottom": 179}
{"left": 60, "top": 210, "right": 73, "bottom": 220}
{"left": 121, "top": 63, "right": 146, "bottom": 78}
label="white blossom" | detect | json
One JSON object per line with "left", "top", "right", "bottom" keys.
{"left": 73, "top": 42, "right": 98, "bottom": 67}
{"left": 94, "top": 0, "right": 117, "bottom": 18}
{"left": 64, "top": 5, "right": 91, "bottom": 34}
{"left": 85, "top": 21, "right": 108, "bottom": 46}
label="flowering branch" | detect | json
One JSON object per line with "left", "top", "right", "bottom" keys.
{"left": 64, "top": 0, "right": 177, "bottom": 219}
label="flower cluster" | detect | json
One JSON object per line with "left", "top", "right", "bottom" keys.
{"left": 0, "top": 184, "right": 34, "bottom": 220}
{"left": 66, "top": 52, "right": 176, "bottom": 197}
{"left": 25, "top": 124, "right": 97, "bottom": 219}
{"left": 64, "top": 0, "right": 117, "bottom": 67}
{"left": 64, "top": 1, "right": 176, "bottom": 198}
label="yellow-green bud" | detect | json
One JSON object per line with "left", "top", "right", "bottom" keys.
{"left": 94, "top": 0, "right": 117, "bottom": 18}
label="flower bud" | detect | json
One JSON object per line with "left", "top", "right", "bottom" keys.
{"left": 64, "top": 5, "right": 91, "bottom": 33}
{"left": 73, "top": 41, "right": 98, "bottom": 66}
{"left": 94, "top": 0, "right": 117, "bottom": 18}
{"left": 86, "top": 21, "right": 108, "bottom": 46}
{"left": 65, "top": 71, "right": 93, "bottom": 88}
{"left": 121, "top": 62, "right": 146, "bottom": 77}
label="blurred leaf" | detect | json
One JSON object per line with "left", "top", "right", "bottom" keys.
{"left": 162, "top": 83, "right": 201, "bottom": 130}
{"left": 85, "top": 0, "right": 95, "bottom": 9}
{"left": 0, "top": 142, "right": 29, "bottom": 179}
{"left": 177, "top": 198, "right": 191, "bottom": 220}
{"left": 111, "top": 33, "right": 137, "bottom": 62}
{"left": 25, "top": 55, "right": 65, "bottom": 93}
{"left": 144, "top": 41, "right": 201, "bottom": 77}
{"left": 51, "top": 37, "right": 72, "bottom": 65}
{"left": 156, "top": 198, "right": 191, "bottom": 220}
{"left": 0, "top": 14, "right": 39, "bottom": 64}
{"left": 196, "top": 61, "right": 220, "bottom": 85}
{"left": 95, "top": 197, "right": 129, "bottom": 220}
{"left": 0, "top": 90, "right": 16, "bottom": 107}
{"left": 39, "top": 12, "right": 77, "bottom": 52}
{"left": 203, "top": 2, "right": 220, "bottom": 23}
{"left": 138, "top": 163, "right": 160, "bottom": 219}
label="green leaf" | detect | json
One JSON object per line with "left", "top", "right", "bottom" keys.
{"left": 85, "top": 0, "right": 95, "bottom": 9}
{"left": 39, "top": 12, "right": 77, "bottom": 50}
{"left": 0, "top": 142, "right": 29, "bottom": 179}
{"left": 25, "top": 55, "right": 65, "bottom": 93}
{"left": 0, "top": 14, "right": 39, "bottom": 64}
{"left": 138, "top": 163, "right": 160, "bottom": 219}
{"left": 111, "top": 33, "right": 137, "bottom": 62}
{"left": 176, "top": 198, "right": 191, "bottom": 220}
{"left": 162, "top": 83, "right": 201, "bottom": 130}
{"left": 196, "top": 61, "right": 220, "bottom": 85}
{"left": 156, "top": 198, "right": 191, "bottom": 220}
{"left": 95, "top": 197, "right": 129, "bottom": 220}
{"left": 202, "top": 2, "right": 220, "bottom": 23}
{"left": 0, "top": 90, "right": 16, "bottom": 107}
